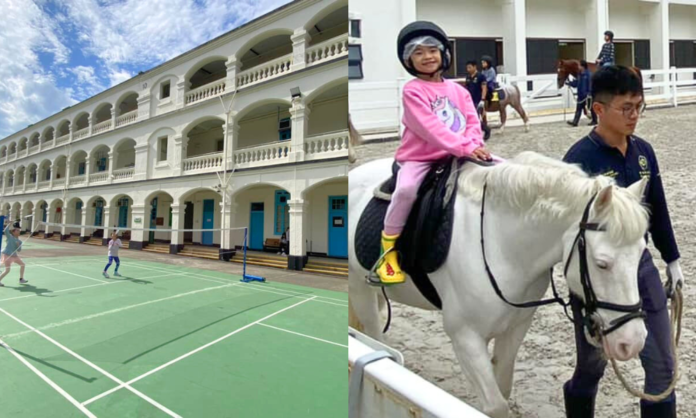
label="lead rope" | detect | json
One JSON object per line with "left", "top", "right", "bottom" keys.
{"left": 608, "top": 286, "right": 683, "bottom": 402}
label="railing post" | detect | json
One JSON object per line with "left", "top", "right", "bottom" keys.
{"left": 291, "top": 29, "right": 311, "bottom": 72}
{"left": 671, "top": 67, "right": 678, "bottom": 108}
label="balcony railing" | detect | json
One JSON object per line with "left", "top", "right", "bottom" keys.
{"left": 116, "top": 110, "right": 138, "bottom": 127}
{"left": 183, "top": 152, "right": 223, "bottom": 173}
{"left": 304, "top": 131, "right": 349, "bottom": 160}
{"left": 186, "top": 79, "right": 226, "bottom": 105}
{"left": 237, "top": 54, "right": 293, "bottom": 89}
{"left": 112, "top": 167, "right": 134, "bottom": 181}
{"left": 93, "top": 119, "right": 112, "bottom": 135}
{"left": 38, "top": 180, "right": 50, "bottom": 190}
{"left": 306, "top": 34, "right": 348, "bottom": 67}
{"left": 56, "top": 134, "right": 70, "bottom": 145}
{"left": 72, "top": 128, "right": 89, "bottom": 141}
{"left": 53, "top": 178, "right": 66, "bottom": 188}
{"left": 69, "top": 174, "right": 86, "bottom": 186}
{"left": 29, "top": 145, "right": 39, "bottom": 154}
{"left": 90, "top": 172, "right": 109, "bottom": 184}
{"left": 233, "top": 141, "right": 291, "bottom": 168}
{"left": 18, "top": 148, "right": 28, "bottom": 158}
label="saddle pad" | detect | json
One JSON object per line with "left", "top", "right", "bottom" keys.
{"left": 355, "top": 158, "right": 463, "bottom": 309}
{"left": 495, "top": 88, "right": 507, "bottom": 101}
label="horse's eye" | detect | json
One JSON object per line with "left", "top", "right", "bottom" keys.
{"left": 596, "top": 260, "right": 609, "bottom": 270}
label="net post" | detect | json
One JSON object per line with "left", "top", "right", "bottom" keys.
{"left": 0, "top": 215, "right": 4, "bottom": 252}
{"left": 240, "top": 226, "right": 265, "bottom": 283}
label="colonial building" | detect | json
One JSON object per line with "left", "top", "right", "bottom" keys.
{"left": 0, "top": 0, "right": 349, "bottom": 271}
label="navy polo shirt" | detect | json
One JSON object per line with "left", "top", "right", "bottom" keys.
{"left": 464, "top": 72, "right": 487, "bottom": 107}
{"left": 563, "top": 129, "right": 680, "bottom": 263}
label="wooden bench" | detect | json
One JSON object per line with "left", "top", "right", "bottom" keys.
{"left": 263, "top": 238, "right": 281, "bottom": 252}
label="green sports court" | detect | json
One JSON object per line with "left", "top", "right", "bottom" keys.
{"left": 0, "top": 241, "right": 347, "bottom": 417}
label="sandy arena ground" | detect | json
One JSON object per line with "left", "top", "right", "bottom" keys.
{"left": 351, "top": 106, "right": 696, "bottom": 417}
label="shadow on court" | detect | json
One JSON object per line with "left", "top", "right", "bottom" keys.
{"left": 1, "top": 283, "right": 57, "bottom": 298}
{"left": 2, "top": 346, "right": 97, "bottom": 383}
{"left": 104, "top": 276, "right": 153, "bottom": 286}
{"left": 123, "top": 294, "right": 297, "bottom": 364}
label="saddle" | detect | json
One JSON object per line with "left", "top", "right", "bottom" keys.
{"left": 355, "top": 157, "right": 495, "bottom": 309}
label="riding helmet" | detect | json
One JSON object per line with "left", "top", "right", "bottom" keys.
{"left": 604, "top": 30, "right": 614, "bottom": 40}
{"left": 397, "top": 21, "right": 452, "bottom": 77}
{"left": 481, "top": 55, "right": 494, "bottom": 68}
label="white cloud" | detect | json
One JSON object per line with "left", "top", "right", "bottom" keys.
{"left": 108, "top": 68, "right": 133, "bottom": 87}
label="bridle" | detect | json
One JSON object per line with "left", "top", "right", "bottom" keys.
{"left": 480, "top": 183, "right": 646, "bottom": 338}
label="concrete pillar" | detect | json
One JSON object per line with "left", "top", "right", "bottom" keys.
{"left": 225, "top": 119, "right": 238, "bottom": 168}
{"left": 80, "top": 208, "right": 88, "bottom": 242}
{"left": 170, "top": 203, "right": 184, "bottom": 254}
{"left": 173, "top": 135, "right": 185, "bottom": 175}
{"left": 586, "top": 0, "right": 609, "bottom": 64}
{"left": 287, "top": 199, "right": 307, "bottom": 270}
{"left": 85, "top": 160, "right": 91, "bottom": 185}
{"left": 68, "top": 123, "right": 73, "bottom": 144}
{"left": 110, "top": 107, "right": 117, "bottom": 129}
{"left": 176, "top": 80, "right": 187, "bottom": 108}
{"left": 32, "top": 205, "right": 41, "bottom": 234}
{"left": 291, "top": 29, "right": 312, "bottom": 71}
{"left": 650, "top": 0, "right": 670, "bottom": 71}
{"left": 225, "top": 57, "right": 239, "bottom": 92}
{"left": 102, "top": 206, "right": 111, "bottom": 246}
{"left": 502, "top": 0, "right": 527, "bottom": 79}
{"left": 62, "top": 205, "right": 71, "bottom": 240}
{"left": 65, "top": 158, "right": 71, "bottom": 188}
{"left": 107, "top": 152, "right": 114, "bottom": 184}
{"left": 45, "top": 204, "right": 53, "bottom": 237}
{"left": 218, "top": 200, "right": 237, "bottom": 260}
{"left": 134, "top": 143, "right": 149, "bottom": 181}
{"left": 88, "top": 114, "right": 94, "bottom": 136}
{"left": 136, "top": 94, "right": 150, "bottom": 121}
{"left": 129, "top": 204, "right": 146, "bottom": 250}
{"left": 49, "top": 163, "right": 55, "bottom": 189}
{"left": 289, "top": 97, "right": 309, "bottom": 162}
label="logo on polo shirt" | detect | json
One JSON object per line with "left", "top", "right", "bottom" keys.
{"left": 639, "top": 155, "right": 648, "bottom": 170}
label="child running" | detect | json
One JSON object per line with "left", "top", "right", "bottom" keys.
{"left": 103, "top": 231, "right": 123, "bottom": 278}
{"left": 0, "top": 222, "right": 28, "bottom": 287}
{"left": 377, "top": 21, "right": 491, "bottom": 286}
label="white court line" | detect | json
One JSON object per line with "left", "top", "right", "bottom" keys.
{"left": 0, "top": 308, "right": 182, "bottom": 417}
{"left": 256, "top": 323, "right": 348, "bottom": 348}
{"left": 236, "top": 282, "right": 348, "bottom": 307}
{"left": 1, "top": 282, "right": 235, "bottom": 340}
{"left": 246, "top": 282, "right": 349, "bottom": 303}
{"left": 39, "top": 265, "right": 107, "bottom": 284}
{"left": 0, "top": 338, "right": 97, "bottom": 417}
{"left": 0, "top": 281, "right": 123, "bottom": 303}
{"left": 82, "top": 296, "right": 316, "bottom": 406}
{"left": 126, "top": 263, "right": 227, "bottom": 285}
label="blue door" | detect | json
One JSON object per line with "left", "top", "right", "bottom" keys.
{"left": 95, "top": 200, "right": 103, "bottom": 226}
{"left": 41, "top": 203, "right": 47, "bottom": 222}
{"left": 118, "top": 199, "right": 128, "bottom": 228}
{"left": 249, "top": 202, "right": 264, "bottom": 250}
{"left": 149, "top": 198, "right": 158, "bottom": 244}
{"left": 202, "top": 199, "right": 214, "bottom": 245}
{"left": 75, "top": 201, "right": 83, "bottom": 224}
{"left": 328, "top": 196, "right": 348, "bottom": 258}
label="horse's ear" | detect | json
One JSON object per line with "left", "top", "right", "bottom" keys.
{"left": 627, "top": 176, "right": 648, "bottom": 200}
{"left": 594, "top": 185, "right": 614, "bottom": 214}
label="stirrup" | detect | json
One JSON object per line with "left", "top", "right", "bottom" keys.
{"left": 366, "top": 247, "right": 399, "bottom": 287}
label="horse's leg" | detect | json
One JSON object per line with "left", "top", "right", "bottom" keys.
{"left": 444, "top": 320, "right": 510, "bottom": 417}
{"left": 348, "top": 279, "right": 384, "bottom": 340}
{"left": 515, "top": 101, "right": 530, "bottom": 132}
{"left": 499, "top": 107, "right": 507, "bottom": 134}
{"left": 492, "top": 310, "right": 536, "bottom": 400}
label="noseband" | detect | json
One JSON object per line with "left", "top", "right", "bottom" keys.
{"left": 480, "top": 184, "right": 645, "bottom": 338}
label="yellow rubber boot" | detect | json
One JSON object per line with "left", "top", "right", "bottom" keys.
{"left": 377, "top": 232, "right": 405, "bottom": 285}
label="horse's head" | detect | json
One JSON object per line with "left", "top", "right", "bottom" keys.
{"left": 562, "top": 177, "right": 649, "bottom": 361}
{"left": 556, "top": 60, "right": 570, "bottom": 89}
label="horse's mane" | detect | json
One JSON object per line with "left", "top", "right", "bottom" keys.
{"left": 459, "top": 151, "right": 649, "bottom": 244}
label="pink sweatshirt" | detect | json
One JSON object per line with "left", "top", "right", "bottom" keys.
{"left": 396, "top": 78, "right": 484, "bottom": 163}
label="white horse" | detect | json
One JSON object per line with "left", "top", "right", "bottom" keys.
{"left": 349, "top": 152, "right": 650, "bottom": 418}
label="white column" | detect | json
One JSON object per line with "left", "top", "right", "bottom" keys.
{"left": 502, "top": 0, "right": 527, "bottom": 79}
{"left": 62, "top": 205, "right": 71, "bottom": 239}
{"left": 287, "top": 199, "right": 307, "bottom": 270}
{"left": 130, "top": 204, "right": 146, "bottom": 249}
{"left": 85, "top": 160, "right": 91, "bottom": 185}
{"left": 65, "top": 158, "right": 71, "bottom": 188}
{"left": 136, "top": 94, "right": 150, "bottom": 121}
{"left": 67, "top": 123, "right": 73, "bottom": 144}
{"left": 173, "top": 135, "right": 185, "bottom": 175}
{"left": 45, "top": 204, "right": 53, "bottom": 236}
{"left": 80, "top": 207, "right": 88, "bottom": 242}
{"left": 170, "top": 203, "right": 183, "bottom": 253}
{"left": 176, "top": 80, "right": 187, "bottom": 108}
{"left": 49, "top": 163, "right": 55, "bottom": 189}
{"left": 88, "top": 114, "right": 94, "bottom": 136}
{"left": 289, "top": 97, "right": 309, "bottom": 162}
{"left": 107, "top": 151, "right": 114, "bottom": 184}
{"left": 225, "top": 57, "right": 239, "bottom": 92}
{"left": 291, "top": 29, "right": 311, "bottom": 71}
{"left": 33, "top": 205, "right": 41, "bottom": 233}
{"left": 226, "top": 118, "right": 238, "bottom": 168}
{"left": 110, "top": 107, "right": 117, "bottom": 129}
{"left": 218, "top": 200, "right": 237, "bottom": 259}
{"left": 586, "top": 0, "right": 608, "bottom": 64}
{"left": 649, "top": 0, "right": 670, "bottom": 72}
{"left": 134, "top": 143, "right": 149, "bottom": 181}
{"left": 22, "top": 171, "right": 27, "bottom": 192}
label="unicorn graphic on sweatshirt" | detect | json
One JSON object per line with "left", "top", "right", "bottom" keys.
{"left": 431, "top": 96, "right": 466, "bottom": 133}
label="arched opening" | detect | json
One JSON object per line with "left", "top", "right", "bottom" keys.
{"left": 15, "top": 167, "right": 25, "bottom": 190}
{"left": 85, "top": 195, "right": 107, "bottom": 240}
{"left": 30, "top": 132, "right": 42, "bottom": 150}
{"left": 234, "top": 101, "right": 292, "bottom": 167}
{"left": 93, "top": 103, "right": 113, "bottom": 134}
{"left": 64, "top": 197, "right": 84, "bottom": 241}
{"left": 304, "top": 4, "right": 348, "bottom": 67}
{"left": 189, "top": 60, "right": 227, "bottom": 91}
{"left": 232, "top": 184, "right": 290, "bottom": 252}
{"left": 0, "top": 146, "right": 6, "bottom": 158}
{"left": 8, "top": 142, "right": 16, "bottom": 157}
{"left": 182, "top": 118, "right": 224, "bottom": 173}
{"left": 1, "top": 202, "right": 10, "bottom": 217}
{"left": 36, "top": 200, "right": 48, "bottom": 232}
{"left": 115, "top": 93, "right": 139, "bottom": 127}
{"left": 72, "top": 113, "right": 90, "bottom": 140}
{"left": 38, "top": 159, "right": 52, "bottom": 187}
{"left": 305, "top": 81, "right": 349, "bottom": 159}
{"left": 18, "top": 137, "right": 28, "bottom": 154}
{"left": 109, "top": 194, "right": 134, "bottom": 245}
{"left": 237, "top": 32, "right": 293, "bottom": 87}
{"left": 144, "top": 192, "right": 174, "bottom": 248}
{"left": 89, "top": 145, "right": 110, "bottom": 183}
{"left": 21, "top": 201, "right": 34, "bottom": 232}
{"left": 5, "top": 169, "right": 14, "bottom": 190}
{"left": 184, "top": 58, "right": 228, "bottom": 105}
{"left": 113, "top": 138, "right": 136, "bottom": 178}
{"left": 47, "top": 199, "right": 64, "bottom": 240}
{"left": 303, "top": 177, "right": 348, "bottom": 258}
{"left": 176, "top": 188, "right": 222, "bottom": 252}
{"left": 53, "top": 155, "right": 67, "bottom": 186}
{"left": 69, "top": 150, "right": 88, "bottom": 184}
{"left": 26, "top": 164, "right": 37, "bottom": 186}
{"left": 55, "top": 121, "right": 69, "bottom": 142}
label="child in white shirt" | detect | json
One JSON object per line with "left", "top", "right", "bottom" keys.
{"left": 103, "top": 231, "right": 123, "bottom": 278}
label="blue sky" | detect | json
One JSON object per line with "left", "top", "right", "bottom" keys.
{"left": 0, "top": 0, "right": 292, "bottom": 139}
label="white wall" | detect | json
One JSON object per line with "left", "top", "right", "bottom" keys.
{"left": 609, "top": 0, "right": 652, "bottom": 40}
{"left": 150, "top": 75, "right": 179, "bottom": 117}
{"left": 305, "top": 181, "right": 346, "bottom": 255}
{"left": 238, "top": 109, "right": 291, "bottom": 148}
{"left": 233, "top": 186, "right": 285, "bottom": 245}
{"left": 187, "top": 127, "right": 223, "bottom": 157}
{"left": 308, "top": 96, "right": 348, "bottom": 135}
{"left": 415, "top": 0, "right": 503, "bottom": 38}
{"left": 669, "top": 4, "right": 696, "bottom": 39}
{"left": 527, "top": 0, "right": 587, "bottom": 39}
{"left": 186, "top": 191, "right": 222, "bottom": 245}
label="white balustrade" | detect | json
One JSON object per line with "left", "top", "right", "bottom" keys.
{"left": 93, "top": 119, "right": 112, "bottom": 134}
{"left": 38, "top": 180, "right": 50, "bottom": 190}
{"left": 112, "top": 167, "right": 134, "bottom": 180}
{"left": 306, "top": 35, "right": 348, "bottom": 66}
{"left": 115, "top": 110, "right": 138, "bottom": 127}
{"left": 305, "top": 131, "right": 350, "bottom": 160}
{"left": 18, "top": 148, "right": 28, "bottom": 158}
{"left": 69, "top": 175, "right": 86, "bottom": 186}
{"left": 29, "top": 145, "right": 39, "bottom": 154}
{"left": 90, "top": 172, "right": 109, "bottom": 183}
{"left": 53, "top": 178, "right": 65, "bottom": 187}
{"left": 72, "top": 128, "right": 88, "bottom": 141}
{"left": 183, "top": 152, "right": 223, "bottom": 172}
{"left": 185, "top": 79, "right": 226, "bottom": 105}
{"left": 237, "top": 54, "right": 293, "bottom": 88}
{"left": 233, "top": 142, "right": 291, "bottom": 168}
{"left": 56, "top": 133, "right": 71, "bottom": 145}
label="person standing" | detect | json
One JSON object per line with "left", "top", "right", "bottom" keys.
{"left": 464, "top": 60, "right": 491, "bottom": 140}
{"left": 562, "top": 65, "right": 681, "bottom": 418}
{"left": 566, "top": 60, "right": 597, "bottom": 127}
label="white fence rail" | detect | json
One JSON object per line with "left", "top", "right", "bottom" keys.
{"left": 349, "top": 328, "right": 486, "bottom": 418}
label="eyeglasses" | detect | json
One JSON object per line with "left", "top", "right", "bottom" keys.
{"left": 596, "top": 101, "right": 646, "bottom": 118}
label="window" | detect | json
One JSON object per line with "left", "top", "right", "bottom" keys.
{"left": 217, "top": 139, "right": 224, "bottom": 152}
{"left": 97, "top": 158, "right": 107, "bottom": 172}
{"left": 274, "top": 190, "right": 290, "bottom": 235}
{"left": 78, "top": 162, "right": 86, "bottom": 176}
{"left": 350, "top": 20, "right": 361, "bottom": 38}
{"left": 349, "top": 45, "right": 363, "bottom": 79}
{"left": 251, "top": 202, "right": 264, "bottom": 212}
{"left": 45, "top": 168, "right": 51, "bottom": 181}
{"left": 278, "top": 118, "right": 291, "bottom": 141}
{"left": 158, "top": 136, "right": 168, "bottom": 162}
{"left": 161, "top": 81, "right": 171, "bottom": 99}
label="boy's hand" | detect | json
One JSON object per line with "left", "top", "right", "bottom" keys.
{"left": 472, "top": 147, "right": 492, "bottom": 161}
